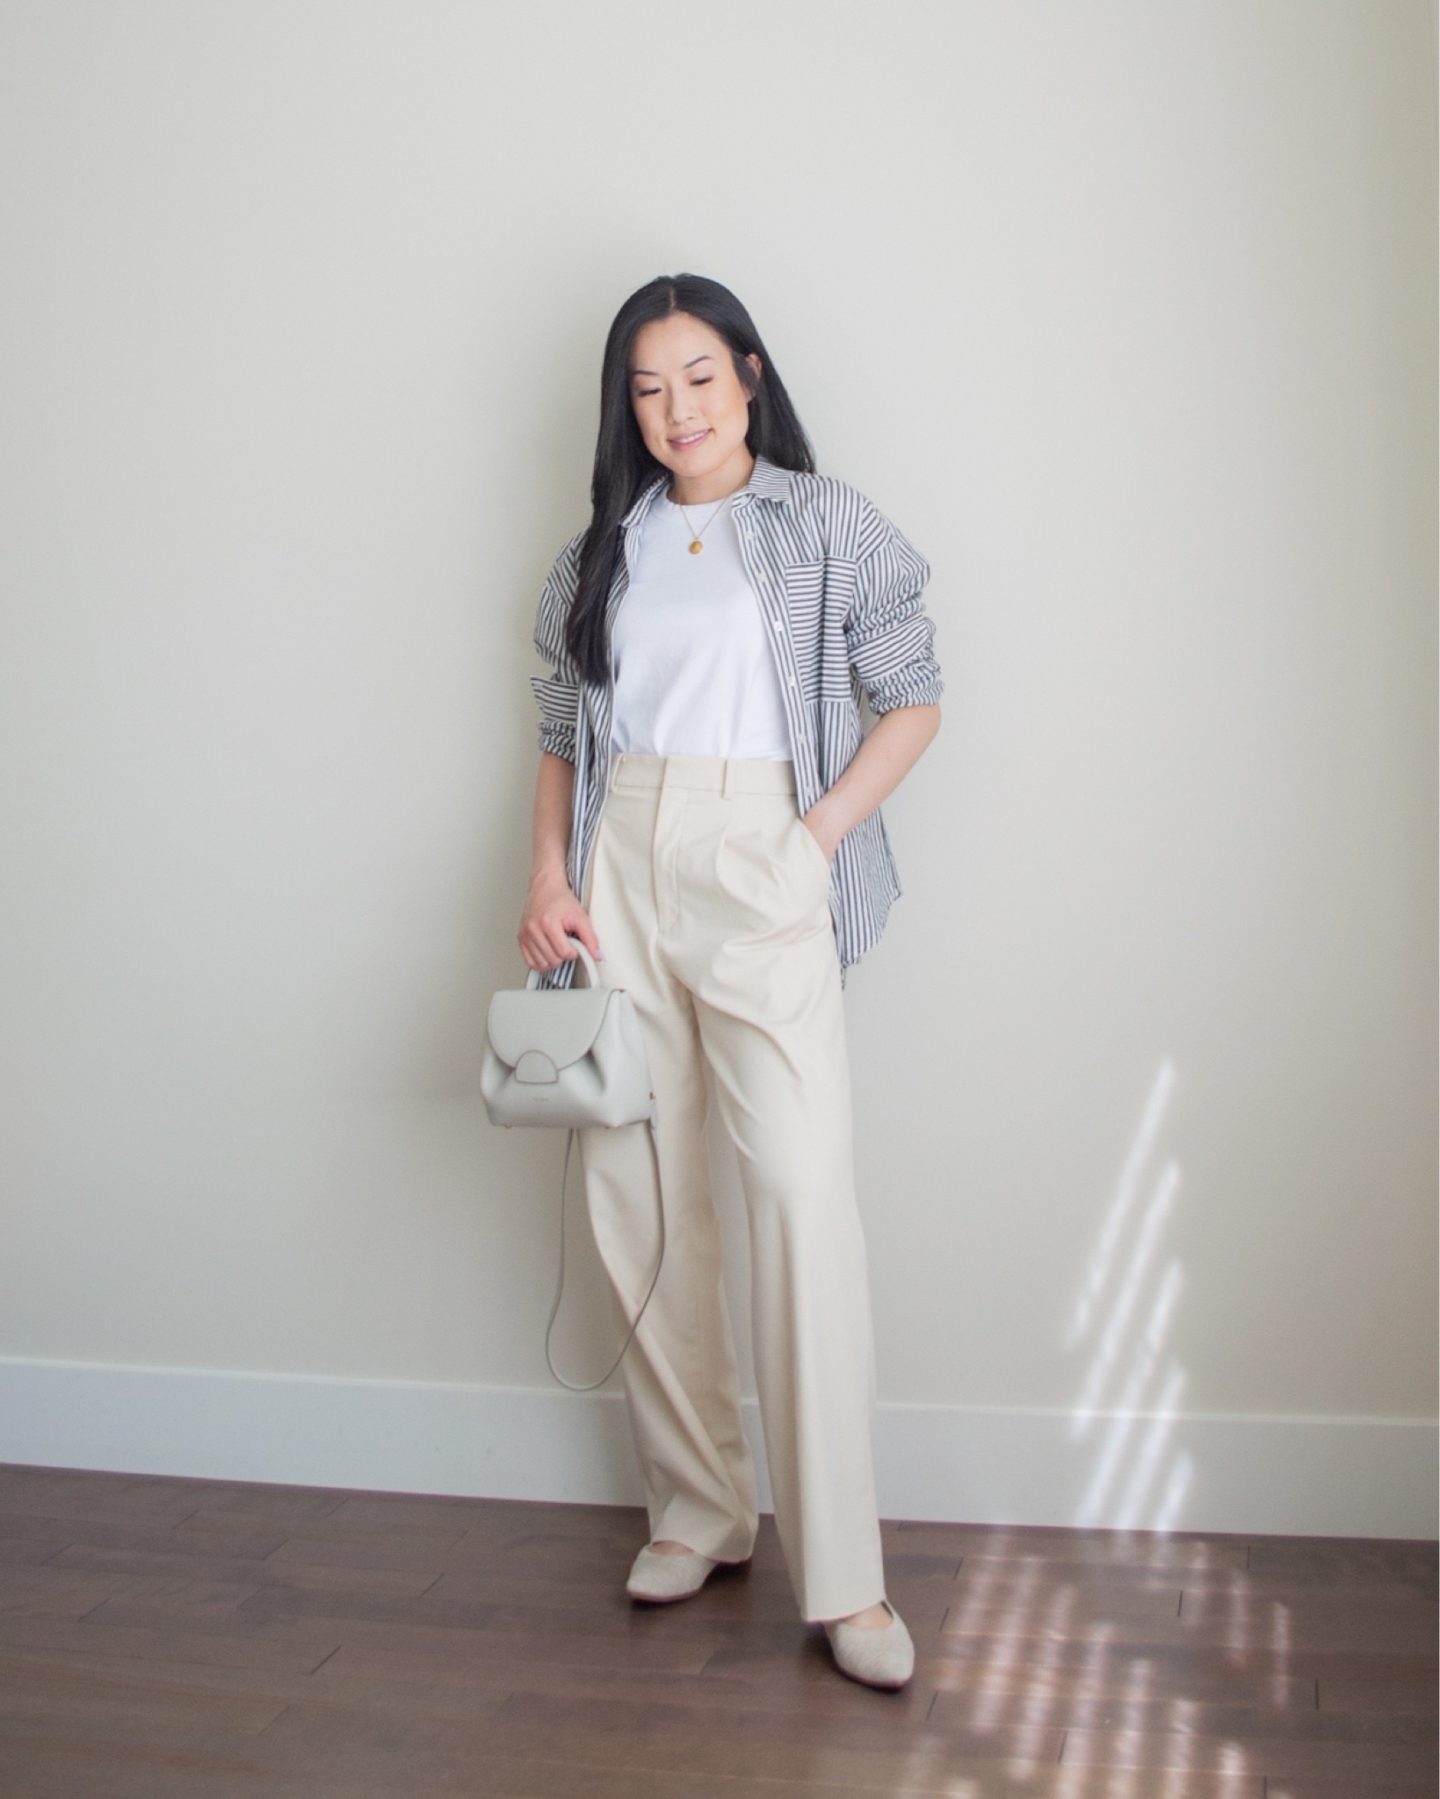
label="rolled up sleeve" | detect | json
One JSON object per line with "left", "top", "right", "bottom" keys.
{"left": 844, "top": 505, "right": 944, "bottom": 716}
{"left": 529, "top": 530, "right": 586, "bottom": 763}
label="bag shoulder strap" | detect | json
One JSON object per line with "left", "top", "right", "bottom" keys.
{"left": 544, "top": 1114, "right": 665, "bottom": 1392}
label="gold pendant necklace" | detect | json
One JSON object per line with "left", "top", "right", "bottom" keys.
{"left": 674, "top": 489, "right": 729, "bottom": 554}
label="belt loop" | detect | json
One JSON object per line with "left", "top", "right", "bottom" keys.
{"left": 722, "top": 759, "right": 740, "bottom": 799}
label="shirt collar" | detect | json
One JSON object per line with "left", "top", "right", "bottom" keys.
{"left": 621, "top": 452, "right": 795, "bottom": 529}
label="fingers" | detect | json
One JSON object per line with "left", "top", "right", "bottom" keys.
{"left": 524, "top": 928, "right": 576, "bottom": 974}
{"left": 518, "top": 903, "right": 603, "bottom": 974}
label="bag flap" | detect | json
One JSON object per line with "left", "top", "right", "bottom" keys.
{"left": 486, "top": 987, "right": 613, "bottom": 1072}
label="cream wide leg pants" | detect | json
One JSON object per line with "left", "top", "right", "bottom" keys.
{"left": 574, "top": 749, "right": 887, "bottom": 1624}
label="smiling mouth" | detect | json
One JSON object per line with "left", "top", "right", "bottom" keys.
{"left": 670, "top": 430, "right": 710, "bottom": 449}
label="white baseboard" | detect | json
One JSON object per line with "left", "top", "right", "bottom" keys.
{"left": 1, "top": 1356, "right": 1433, "bottom": 1538}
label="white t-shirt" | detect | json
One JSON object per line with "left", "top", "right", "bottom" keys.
{"left": 609, "top": 490, "right": 791, "bottom": 759}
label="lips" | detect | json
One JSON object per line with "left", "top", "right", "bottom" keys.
{"left": 669, "top": 430, "right": 710, "bottom": 449}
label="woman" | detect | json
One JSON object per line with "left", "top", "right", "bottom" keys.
{"left": 517, "top": 273, "right": 942, "bottom": 1690}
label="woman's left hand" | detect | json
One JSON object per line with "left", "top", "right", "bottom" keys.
{"left": 801, "top": 805, "right": 839, "bottom": 866}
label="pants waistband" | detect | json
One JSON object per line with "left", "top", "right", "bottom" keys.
{"left": 610, "top": 751, "right": 798, "bottom": 797}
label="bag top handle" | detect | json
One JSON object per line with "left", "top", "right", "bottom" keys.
{"left": 525, "top": 933, "right": 600, "bottom": 992}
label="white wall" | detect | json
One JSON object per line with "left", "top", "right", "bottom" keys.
{"left": 1, "top": 0, "right": 1434, "bottom": 1536}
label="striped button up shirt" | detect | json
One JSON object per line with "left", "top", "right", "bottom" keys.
{"left": 529, "top": 452, "right": 943, "bottom": 990}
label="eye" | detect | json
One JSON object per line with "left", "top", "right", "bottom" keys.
{"left": 634, "top": 378, "right": 714, "bottom": 397}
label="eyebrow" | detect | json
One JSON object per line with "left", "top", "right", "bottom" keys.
{"left": 629, "top": 354, "right": 715, "bottom": 377}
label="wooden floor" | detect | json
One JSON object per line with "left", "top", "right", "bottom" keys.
{"left": 0, "top": 1462, "right": 1433, "bottom": 1798}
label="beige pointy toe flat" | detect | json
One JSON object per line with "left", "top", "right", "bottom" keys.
{"left": 626, "top": 1543, "right": 721, "bottom": 1604}
{"left": 823, "top": 1599, "right": 915, "bottom": 1688}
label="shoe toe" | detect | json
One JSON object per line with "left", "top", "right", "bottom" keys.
{"left": 824, "top": 1600, "right": 915, "bottom": 1688}
{"left": 626, "top": 1544, "right": 718, "bottom": 1603}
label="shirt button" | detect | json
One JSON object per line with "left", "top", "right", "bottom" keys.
{"left": 787, "top": 676, "right": 797, "bottom": 687}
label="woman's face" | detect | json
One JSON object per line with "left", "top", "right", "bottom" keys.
{"left": 628, "top": 313, "right": 762, "bottom": 496}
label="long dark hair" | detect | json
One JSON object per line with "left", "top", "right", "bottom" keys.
{"left": 564, "top": 273, "right": 816, "bottom": 687}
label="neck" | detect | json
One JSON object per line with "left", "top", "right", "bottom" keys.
{"left": 668, "top": 447, "right": 755, "bottom": 508}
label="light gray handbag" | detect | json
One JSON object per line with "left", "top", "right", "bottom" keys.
{"left": 481, "top": 937, "right": 663, "bottom": 1392}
